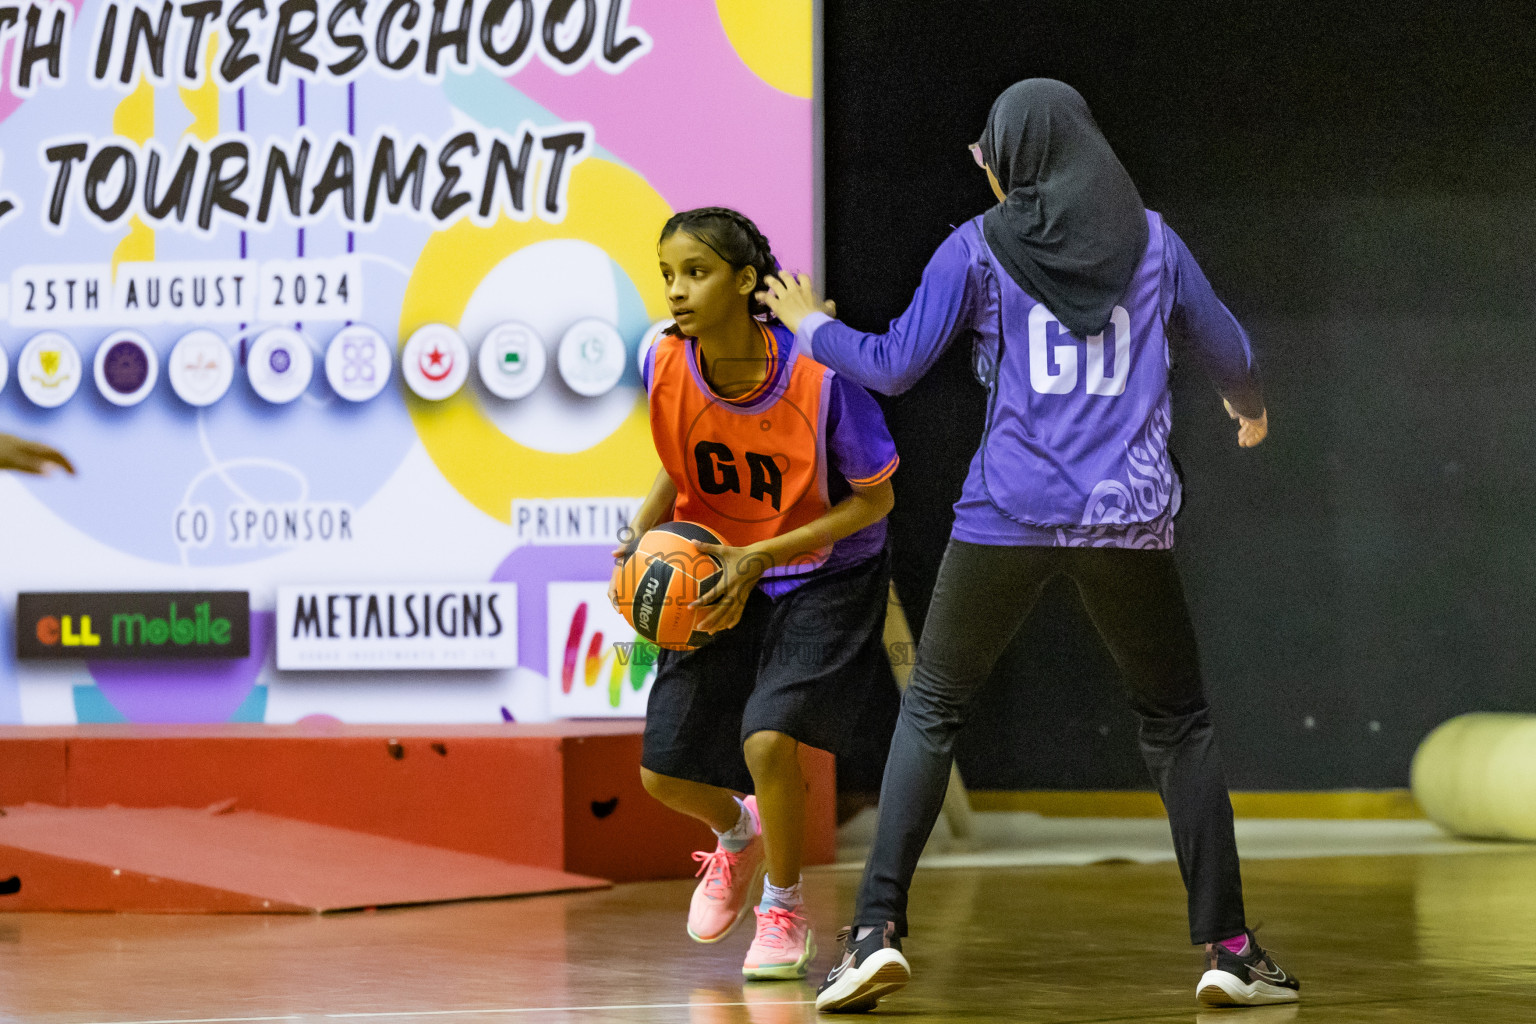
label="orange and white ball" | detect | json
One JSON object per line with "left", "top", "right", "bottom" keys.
{"left": 611, "top": 522, "right": 726, "bottom": 650}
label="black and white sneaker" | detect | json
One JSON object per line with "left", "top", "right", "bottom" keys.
{"left": 815, "top": 921, "right": 911, "bottom": 1013}
{"left": 1198, "top": 929, "right": 1301, "bottom": 1007}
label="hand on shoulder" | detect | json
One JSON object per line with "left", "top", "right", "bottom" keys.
{"left": 757, "top": 273, "right": 835, "bottom": 334}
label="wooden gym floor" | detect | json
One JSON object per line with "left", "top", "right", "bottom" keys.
{"left": 1, "top": 847, "right": 1533, "bottom": 1023}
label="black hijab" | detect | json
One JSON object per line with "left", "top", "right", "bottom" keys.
{"left": 978, "top": 79, "right": 1147, "bottom": 337}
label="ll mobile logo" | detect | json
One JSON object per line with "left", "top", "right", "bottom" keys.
{"left": 17, "top": 592, "right": 251, "bottom": 661}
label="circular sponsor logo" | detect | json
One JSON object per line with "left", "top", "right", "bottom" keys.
{"left": 247, "top": 327, "right": 315, "bottom": 404}
{"left": 401, "top": 323, "right": 469, "bottom": 401}
{"left": 324, "top": 324, "right": 393, "bottom": 402}
{"left": 168, "top": 329, "right": 235, "bottom": 407}
{"left": 637, "top": 319, "right": 675, "bottom": 379}
{"left": 18, "top": 332, "right": 82, "bottom": 408}
{"left": 556, "top": 318, "right": 626, "bottom": 397}
{"left": 93, "top": 330, "right": 159, "bottom": 407}
{"left": 476, "top": 321, "right": 546, "bottom": 400}
{"left": 400, "top": 159, "right": 671, "bottom": 518}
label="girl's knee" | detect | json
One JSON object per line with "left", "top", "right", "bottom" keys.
{"left": 743, "top": 730, "right": 800, "bottom": 775}
{"left": 900, "top": 677, "right": 969, "bottom": 730}
{"left": 640, "top": 766, "right": 676, "bottom": 800}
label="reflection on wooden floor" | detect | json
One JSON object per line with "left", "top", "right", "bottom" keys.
{"left": 2, "top": 848, "right": 1535, "bottom": 1022}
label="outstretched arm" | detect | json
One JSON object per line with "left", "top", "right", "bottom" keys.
{"left": 758, "top": 227, "right": 979, "bottom": 396}
{"left": 1164, "top": 225, "right": 1268, "bottom": 448}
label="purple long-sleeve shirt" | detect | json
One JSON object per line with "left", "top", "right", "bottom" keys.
{"left": 799, "top": 211, "right": 1263, "bottom": 548}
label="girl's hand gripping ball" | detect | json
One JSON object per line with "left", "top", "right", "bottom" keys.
{"left": 610, "top": 522, "right": 727, "bottom": 650}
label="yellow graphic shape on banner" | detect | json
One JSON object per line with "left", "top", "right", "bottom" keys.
{"left": 401, "top": 157, "right": 671, "bottom": 521}
{"left": 180, "top": 33, "right": 220, "bottom": 141}
{"left": 113, "top": 75, "right": 154, "bottom": 141}
{"left": 113, "top": 76, "right": 156, "bottom": 268}
{"left": 715, "top": 0, "right": 813, "bottom": 99}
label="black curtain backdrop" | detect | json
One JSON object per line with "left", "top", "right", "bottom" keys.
{"left": 823, "top": 0, "right": 1536, "bottom": 790}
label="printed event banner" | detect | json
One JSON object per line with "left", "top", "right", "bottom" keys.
{"left": 16, "top": 591, "right": 251, "bottom": 660}
{"left": 275, "top": 584, "right": 517, "bottom": 669}
{"left": 0, "top": 0, "right": 813, "bottom": 725}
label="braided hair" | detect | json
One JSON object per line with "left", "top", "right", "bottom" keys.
{"left": 658, "top": 207, "right": 781, "bottom": 321}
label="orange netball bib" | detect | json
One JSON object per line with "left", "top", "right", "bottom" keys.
{"left": 649, "top": 325, "right": 833, "bottom": 577}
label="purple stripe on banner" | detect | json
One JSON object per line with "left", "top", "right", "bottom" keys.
{"left": 296, "top": 83, "right": 305, "bottom": 270}
{"left": 237, "top": 85, "right": 248, "bottom": 302}
{"left": 348, "top": 83, "right": 356, "bottom": 254}
{"left": 238, "top": 84, "right": 247, "bottom": 270}
{"left": 236, "top": 77, "right": 245, "bottom": 260}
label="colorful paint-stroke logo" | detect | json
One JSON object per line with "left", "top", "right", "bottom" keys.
{"left": 560, "top": 599, "right": 658, "bottom": 710}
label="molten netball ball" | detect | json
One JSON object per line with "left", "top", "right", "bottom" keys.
{"left": 611, "top": 521, "right": 725, "bottom": 650}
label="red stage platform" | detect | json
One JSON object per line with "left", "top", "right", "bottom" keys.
{"left": 0, "top": 804, "right": 606, "bottom": 912}
{"left": 0, "top": 721, "right": 837, "bottom": 911}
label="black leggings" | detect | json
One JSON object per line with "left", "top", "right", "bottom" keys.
{"left": 855, "top": 539, "right": 1246, "bottom": 944}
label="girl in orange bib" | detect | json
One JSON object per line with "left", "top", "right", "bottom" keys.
{"left": 613, "top": 207, "right": 898, "bottom": 980}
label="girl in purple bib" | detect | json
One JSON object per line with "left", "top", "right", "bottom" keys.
{"left": 764, "top": 79, "right": 1300, "bottom": 1013}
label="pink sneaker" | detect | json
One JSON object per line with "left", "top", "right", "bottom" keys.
{"left": 686, "top": 797, "right": 765, "bottom": 943}
{"left": 743, "top": 904, "right": 817, "bottom": 980}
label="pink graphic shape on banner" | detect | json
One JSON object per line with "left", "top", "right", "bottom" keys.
{"left": 0, "top": 0, "right": 86, "bottom": 127}
{"left": 510, "top": 0, "right": 815, "bottom": 272}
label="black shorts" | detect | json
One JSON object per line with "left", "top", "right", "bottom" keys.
{"left": 641, "top": 549, "right": 892, "bottom": 794}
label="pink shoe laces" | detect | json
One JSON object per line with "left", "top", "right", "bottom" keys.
{"left": 692, "top": 846, "right": 738, "bottom": 900}
{"left": 754, "top": 905, "right": 806, "bottom": 952}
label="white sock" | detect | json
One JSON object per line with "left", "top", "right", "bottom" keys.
{"left": 760, "top": 876, "right": 803, "bottom": 911}
{"left": 855, "top": 925, "right": 876, "bottom": 941}
{"left": 714, "top": 797, "right": 755, "bottom": 852}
